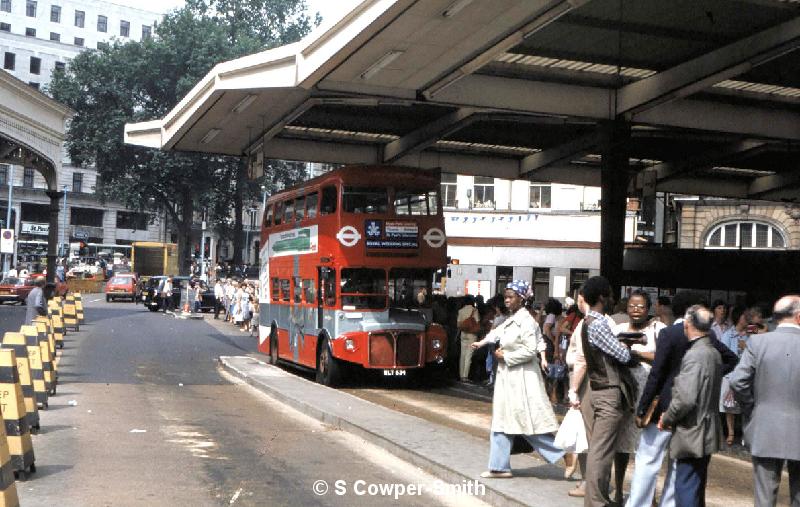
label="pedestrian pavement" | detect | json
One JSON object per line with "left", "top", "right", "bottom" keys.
{"left": 220, "top": 355, "right": 582, "bottom": 507}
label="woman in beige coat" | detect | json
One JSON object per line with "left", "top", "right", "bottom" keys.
{"left": 472, "top": 280, "right": 565, "bottom": 478}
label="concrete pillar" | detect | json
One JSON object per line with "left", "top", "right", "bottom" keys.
{"left": 600, "top": 121, "right": 631, "bottom": 293}
{"left": 45, "top": 190, "right": 63, "bottom": 285}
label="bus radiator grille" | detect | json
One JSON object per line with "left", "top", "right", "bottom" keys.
{"left": 395, "top": 332, "right": 422, "bottom": 367}
{"left": 368, "top": 333, "right": 394, "bottom": 367}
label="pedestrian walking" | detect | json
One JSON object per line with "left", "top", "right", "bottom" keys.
{"left": 730, "top": 295, "right": 800, "bottom": 507}
{"left": 580, "top": 276, "right": 640, "bottom": 507}
{"left": 214, "top": 279, "right": 224, "bottom": 319}
{"left": 471, "top": 280, "right": 565, "bottom": 478}
{"left": 718, "top": 306, "right": 753, "bottom": 446}
{"left": 659, "top": 305, "right": 722, "bottom": 507}
{"left": 24, "top": 276, "right": 47, "bottom": 325}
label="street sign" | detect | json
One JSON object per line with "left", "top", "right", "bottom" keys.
{"left": 0, "top": 229, "right": 13, "bottom": 254}
{"left": 73, "top": 231, "right": 89, "bottom": 240}
{"left": 21, "top": 222, "right": 49, "bottom": 235}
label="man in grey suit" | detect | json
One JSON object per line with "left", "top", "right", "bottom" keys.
{"left": 659, "top": 305, "right": 722, "bottom": 507}
{"left": 730, "top": 295, "right": 800, "bottom": 507}
{"left": 24, "top": 276, "right": 47, "bottom": 325}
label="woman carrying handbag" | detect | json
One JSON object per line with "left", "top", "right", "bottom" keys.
{"left": 471, "top": 280, "right": 566, "bottom": 478}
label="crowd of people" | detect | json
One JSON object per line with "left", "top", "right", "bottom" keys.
{"left": 453, "top": 277, "right": 798, "bottom": 507}
{"left": 212, "top": 278, "right": 259, "bottom": 334}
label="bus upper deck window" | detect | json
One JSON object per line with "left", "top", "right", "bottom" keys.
{"left": 343, "top": 187, "right": 387, "bottom": 214}
{"left": 264, "top": 204, "right": 274, "bottom": 227}
{"left": 320, "top": 186, "right": 337, "bottom": 215}
{"left": 306, "top": 192, "right": 319, "bottom": 219}
{"left": 427, "top": 190, "right": 439, "bottom": 215}
{"left": 295, "top": 195, "right": 306, "bottom": 221}
{"left": 274, "top": 202, "right": 284, "bottom": 225}
{"left": 394, "top": 190, "right": 438, "bottom": 215}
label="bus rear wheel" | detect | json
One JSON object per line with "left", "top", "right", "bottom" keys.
{"left": 316, "top": 338, "right": 342, "bottom": 387}
{"left": 268, "top": 327, "right": 278, "bottom": 365}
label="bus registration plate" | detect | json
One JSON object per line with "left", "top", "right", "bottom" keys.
{"left": 383, "top": 369, "right": 406, "bottom": 376}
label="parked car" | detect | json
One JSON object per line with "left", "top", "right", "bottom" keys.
{"left": 0, "top": 276, "right": 34, "bottom": 304}
{"left": 105, "top": 274, "right": 138, "bottom": 302}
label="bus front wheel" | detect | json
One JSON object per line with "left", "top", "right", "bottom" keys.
{"left": 316, "top": 338, "right": 342, "bottom": 387}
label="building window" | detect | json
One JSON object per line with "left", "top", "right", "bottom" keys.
{"left": 74, "top": 10, "right": 84, "bottom": 27}
{"left": 472, "top": 176, "right": 494, "bottom": 209}
{"left": 116, "top": 211, "right": 148, "bottom": 230}
{"left": 529, "top": 183, "right": 552, "bottom": 209}
{"left": 50, "top": 4, "right": 60, "bottom": 22}
{"left": 97, "top": 15, "right": 107, "bottom": 32}
{"left": 25, "top": 0, "right": 35, "bottom": 17}
{"left": 49, "top": 31, "right": 60, "bottom": 41}
{"left": 54, "top": 61, "right": 65, "bottom": 72}
{"left": 97, "top": 41, "right": 108, "bottom": 50}
{"left": 532, "top": 268, "right": 550, "bottom": 303}
{"left": 141, "top": 25, "right": 151, "bottom": 39}
{"left": 70, "top": 207, "right": 103, "bottom": 227}
{"left": 119, "top": 20, "right": 129, "bottom": 37}
{"left": 29, "top": 56, "right": 40, "bottom": 74}
{"left": 705, "top": 220, "right": 786, "bottom": 249}
{"left": 28, "top": 82, "right": 39, "bottom": 90}
{"left": 441, "top": 172, "right": 456, "bottom": 208}
{"left": 0, "top": 165, "right": 7, "bottom": 185}
{"left": 73, "top": 37, "right": 84, "bottom": 47}
{"left": 23, "top": 167, "right": 34, "bottom": 188}
{"left": 0, "top": 23, "right": 10, "bottom": 32}
{"left": 25, "top": 27, "right": 36, "bottom": 37}
{"left": 0, "top": 0, "right": 10, "bottom": 13}
{"left": 3, "top": 52, "right": 15, "bottom": 70}
{"left": 72, "top": 172, "right": 82, "bottom": 193}
{"left": 569, "top": 269, "right": 589, "bottom": 300}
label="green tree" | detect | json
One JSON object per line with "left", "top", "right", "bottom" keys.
{"left": 48, "top": 2, "right": 317, "bottom": 273}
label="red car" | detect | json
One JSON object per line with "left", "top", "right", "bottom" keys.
{"left": 105, "top": 274, "right": 137, "bottom": 302}
{"left": 0, "top": 276, "right": 34, "bottom": 304}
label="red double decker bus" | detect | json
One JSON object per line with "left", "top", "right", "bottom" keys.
{"left": 258, "top": 165, "right": 448, "bottom": 385}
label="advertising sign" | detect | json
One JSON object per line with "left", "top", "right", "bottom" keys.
{"left": 21, "top": 222, "right": 49, "bottom": 236}
{"left": 364, "top": 220, "right": 419, "bottom": 249}
{"left": 268, "top": 225, "right": 318, "bottom": 257}
{"left": 0, "top": 229, "right": 13, "bottom": 254}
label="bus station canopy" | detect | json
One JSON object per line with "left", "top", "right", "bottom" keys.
{"left": 125, "top": 0, "right": 800, "bottom": 202}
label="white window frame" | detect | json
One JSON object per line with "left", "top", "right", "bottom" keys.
{"left": 704, "top": 220, "right": 786, "bottom": 250}
{"left": 440, "top": 172, "right": 456, "bottom": 209}
{"left": 472, "top": 176, "right": 494, "bottom": 209}
{"left": 529, "top": 183, "right": 552, "bottom": 210}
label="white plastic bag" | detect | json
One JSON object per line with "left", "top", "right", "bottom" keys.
{"left": 554, "top": 408, "right": 588, "bottom": 454}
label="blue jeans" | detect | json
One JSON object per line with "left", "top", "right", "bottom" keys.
{"left": 488, "top": 431, "right": 565, "bottom": 472}
{"left": 627, "top": 423, "right": 676, "bottom": 507}
{"left": 674, "top": 456, "right": 710, "bottom": 507}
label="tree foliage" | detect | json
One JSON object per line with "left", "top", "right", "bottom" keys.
{"left": 48, "top": 1, "right": 317, "bottom": 273}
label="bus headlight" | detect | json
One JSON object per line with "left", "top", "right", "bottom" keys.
{"left": 431, "top": 339, "right": 442, "bottom": 350}
{"left": 345, "top": 339, "right": 356, "bottom": 352}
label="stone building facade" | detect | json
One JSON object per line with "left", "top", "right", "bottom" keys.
{"left": 677, "top": 198, "right": 800, "bottom": 250}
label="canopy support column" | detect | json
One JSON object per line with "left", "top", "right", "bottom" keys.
{"left": 599, "top": 121, "right": 631, "bottom": 296}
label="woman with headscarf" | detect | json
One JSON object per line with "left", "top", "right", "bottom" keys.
{"left": 471, "top": 280, "right": 565, "bottom": 478}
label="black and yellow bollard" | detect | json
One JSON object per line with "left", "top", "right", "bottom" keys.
{"left": 48, "top": 300, "right": 66, "bottom": 347}
{"left": 1, "top": 333, "right": 40, "bottom": 433}
{"left": 32, "top": 319, "right": 56, "bottom": 395}
{"left": 74, "top": 292, "right": 85, "bottom": 324}
{"left": 0, "top": 421, "right": 20, "bottom": 506}
{"left": 63, "top": 301, "right": 79, "bottom": 333}
{"left": 0, "top": 349, "right": 36, "bottom": 480}
{"left": 21, "top": 325, "right": 50, "bottom": 406}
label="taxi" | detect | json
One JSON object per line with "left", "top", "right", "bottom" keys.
{"left": 105, "top": 274, "right": 138, "bottom": 302}
{"left": 0, "top": 276, "right": 33, "bottom": 304}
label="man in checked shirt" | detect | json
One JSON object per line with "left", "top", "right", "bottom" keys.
{"left": 580, "top": 276, "right": 641, "bottom": 507}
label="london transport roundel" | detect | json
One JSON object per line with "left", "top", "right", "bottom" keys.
{"left": 336, "top": 226, "right": 362, "bottom": 247}
{"left": 423, "top": 228, "right": 445, "bottom": 248}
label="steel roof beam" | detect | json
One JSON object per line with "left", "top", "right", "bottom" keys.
{"left": 749, "top": 171, "right": 800, "bottom": 197}
{"left": 382, "top": 108, "right": 480, "bottom": 163}
{"left": 519, "top": 131, "right": 601, "bottom": 177}
{"left": 616, "top": 16, "right": 800, "bottom": 116}
{"left": 436, "top": 75, "right": 800, "bottom": 140}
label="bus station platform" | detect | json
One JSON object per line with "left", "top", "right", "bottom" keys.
{"left": 219, "top": 355, "right": 579, "bottom": 507}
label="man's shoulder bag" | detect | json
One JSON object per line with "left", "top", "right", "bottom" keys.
{"left": 458, "top": 308, "right": 481, "bottom": 334}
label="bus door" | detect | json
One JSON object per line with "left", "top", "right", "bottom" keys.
{"left": 318, "top": 267, "right": 335, "bottom": 329}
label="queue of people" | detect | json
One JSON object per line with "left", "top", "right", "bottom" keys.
{"left": 454, "top": 277, "right": 799, "bottom": 507}
{"left": 212, "top": 278, "right": 259, "bottom": 334}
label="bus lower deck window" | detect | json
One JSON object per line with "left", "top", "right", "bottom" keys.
{"left": 271, "top": 278, "right": 279, "bottom": 301}
{"left": 303, "top": 279, "right": 315, "bottom": 303}
{"left": 280, "top": 279, "right": 290, "bottom": 301}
